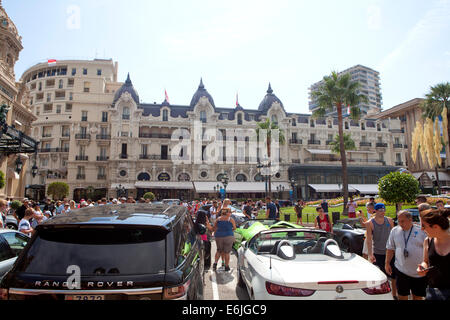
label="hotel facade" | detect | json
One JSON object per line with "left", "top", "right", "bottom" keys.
{"left": 23, "top": 59, "right": 408, "bottom": 201}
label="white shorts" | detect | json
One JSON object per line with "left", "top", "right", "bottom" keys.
{"left": 362, "top": 238, "right": 373, "bottom": 256}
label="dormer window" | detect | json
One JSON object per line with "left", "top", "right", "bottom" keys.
{"left": 200, "top": 111, "right": 207, "bottom": 123}
{"left": 237, "top": 113, "right": 243, "bottom": 125}
{"left": 271, "top": 115, "right": 278, "bottom": 125}
{"left": 292, "top": 118, "right": 296, "bottom": 126}
{"left": 162, "top": 109, "right": 168, "bottom": 121}
{"left": 123, "top": 106, "right": 130, "bottom": 120}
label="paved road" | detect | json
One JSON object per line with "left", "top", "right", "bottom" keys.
{"left": 204, "top": 240, "right": 250, "bottom": 300}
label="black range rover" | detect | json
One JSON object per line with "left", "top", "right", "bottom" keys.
{"left": 0, "top": 203, "right": 205, "bottom": 300}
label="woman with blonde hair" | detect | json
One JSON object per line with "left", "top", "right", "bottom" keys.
{"left": 212, "top": 199, "right": 236, "bottom": 272}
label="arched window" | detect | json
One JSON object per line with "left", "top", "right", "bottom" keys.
{"left": 236, "top": 174, "right": 247, "bottom": 182}
{"left": 237, "top": 113, "right": 243, "bottom": 125}
{"left": 162, "top": 109, "right": 168, "bottom": 121}
{"left": 158, "top": 173, "right": 170, "bottom": 181}
{"left": 217, "top": 173, "right": 226, "bottom": 182}
{"left": 137, "top": 172, "right": 151, "bottom": 181}
{"left": 254, "top": 173, "right": 264, "bottom": 182}
{"left": 123, "top": 106, "right": 130, "bottom": 120}
{"left": 178, "top": 173, "right": 190, "bottom": 181}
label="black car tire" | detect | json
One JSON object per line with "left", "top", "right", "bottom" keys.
{"left": 194, "top": 269, "right": 204, "bottom": 300}
{"left": 237, "top": 266, "right": 245, "bottom": 288}
{"left": 341, "top": 237, "right": 351, "bottom": 253}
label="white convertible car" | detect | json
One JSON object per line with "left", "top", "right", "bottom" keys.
{"left": 237, "top": 228, "right": 392, "bottom": 300}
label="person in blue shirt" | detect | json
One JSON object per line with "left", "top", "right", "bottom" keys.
{"left": 321, "top": 199, "right": 329, "bottom": 213}
{"left": 265, "top": 197, "right": 278, "bottom": 220}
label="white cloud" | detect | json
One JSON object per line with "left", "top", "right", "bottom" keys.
{"left": 367, "top": 4, "right": 382, "bottom": 30}
{"left": 378, "top": 0, "right": 450, "bottom": 72}
{"left": 163, "top": 0, "right": 285, "bottom": 59}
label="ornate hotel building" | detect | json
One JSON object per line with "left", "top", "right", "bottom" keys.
{"left": 0, "top": 1, "right": 37, "bottom": 200}
{"left": 23, "top": 59, "right": 408, "bottom": 201}
{"left": 22, "top": 59, "right": 121, "bottom": 200}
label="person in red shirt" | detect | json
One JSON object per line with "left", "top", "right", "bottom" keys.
{"left": 314, "top": 206, "right": 333, "bottom": 233}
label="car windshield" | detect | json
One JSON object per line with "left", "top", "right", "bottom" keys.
{"left": 15, "top": 227, "right": 168, "bottom": 276}
{"left": 249, "top": 231, "right": 334, "bottom": 255}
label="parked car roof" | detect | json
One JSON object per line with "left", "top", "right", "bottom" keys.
{"left": 37, "top": 203, "right": 187, "bottom": 230}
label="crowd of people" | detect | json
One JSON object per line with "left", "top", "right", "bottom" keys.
{"left": 1, "top": 194, "right": 448, "bottom": 300}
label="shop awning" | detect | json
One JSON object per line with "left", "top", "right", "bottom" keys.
{"left": 308, "top": 184, "right": 357, "bottom": 193}
{"left": 0, "top": 125, "right": 38, "bottom": 154}
{"left": 411, "top": 172, "right": 450, "bottom": 181}
{"left": 306, "top": 149, "right": 334, "bottom": 155}
{"left": 350, "top": 184, "right": 379, "bottom": 194}
{"left": 134, "top": 181, "right": 194, "bottom": 189}
{"left": 110, "top": 183, "right": 136, "bottom": 190}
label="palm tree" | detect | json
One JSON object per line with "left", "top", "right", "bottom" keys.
{"left": 329, "top": 133, "right": 356, "bottom": 154}
{"left": 421, "top": 82, "right": 450, "bottom": 194}
{"left": 255, "top": 118, "right": 286, "bottom": 196}
{"left": 311, "top": 71, "right": 367, "bottom": 213}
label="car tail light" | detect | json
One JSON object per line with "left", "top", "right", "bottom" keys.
{"left": 265, "top": 281, "right": 315, "bottom": 297}
{"left": 0, "top": 288, "right": 8, "bottom": 300}
{"left": 362, "top": 281, "right": 391, "bottom": 295}
{"left": 163, "top": 280, "right": 190, "bottom": 299}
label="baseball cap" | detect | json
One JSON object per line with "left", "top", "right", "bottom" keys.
{"left": 374, "top": 203, "right": 386, "bottom": 210}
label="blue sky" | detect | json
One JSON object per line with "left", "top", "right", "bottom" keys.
{"left": 5, "top": 0, "right": 450, "bottom": 114}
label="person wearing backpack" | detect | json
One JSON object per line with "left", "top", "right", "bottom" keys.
{"left": 314, "top": 206, "right": 333, "bottom": 233}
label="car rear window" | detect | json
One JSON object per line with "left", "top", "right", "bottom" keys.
{"left": 15, "top": 227, "right": 168, "bottom": 276}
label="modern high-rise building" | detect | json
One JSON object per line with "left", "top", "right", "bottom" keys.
{"left": 309, "top": 64, "right": 382, "bottom": 116}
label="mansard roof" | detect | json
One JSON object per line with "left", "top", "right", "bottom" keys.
{"left": 112, "top": 73, "right": 140, "bottom": 106}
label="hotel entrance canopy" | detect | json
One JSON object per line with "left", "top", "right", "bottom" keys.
{"left": 0, "top": 125, "right": 38, "bottom": 154}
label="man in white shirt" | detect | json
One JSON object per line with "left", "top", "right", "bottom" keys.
{"left": 385, "top": 210, "right": 427, "bottom": 300}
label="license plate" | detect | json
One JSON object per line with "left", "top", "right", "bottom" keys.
{"left": 65, "top": 295, "right": 105, "bottom": 301}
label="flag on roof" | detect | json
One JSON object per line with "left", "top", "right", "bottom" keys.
{"left": 48, "top": 59, "right": 57, "bottom": 65}
{"left": 236, "top": 92, "right": 239, "bottom": 107}
{"left": 165, "top": 89, "right": 169, "bottom": 103}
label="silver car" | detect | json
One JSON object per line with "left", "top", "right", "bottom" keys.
{"left": 0, "top": 229, "right": 30, "bottom": 281}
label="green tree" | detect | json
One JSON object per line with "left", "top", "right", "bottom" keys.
{"left": 0, "top": 170, "right": 5, "bottom": 190}
{"left": 143, "top": 192, "right": 155, "bottom": 201}
{"left": 10, "top": 200, "right": 22, "bottom": 211}
{"left": 47, "top": 182, "right": 69, "bottom": 200}
{"left": 329, "top": 133, "right": 356, "bottom": 154}
{"left": 255, "top": 118, "right": 286, "bottom": 196}
{"left": 311, "top": 71, "right": 368, "bottom": 213}
{"left": 378, "top": 171, "right": 420, "bottom": 213}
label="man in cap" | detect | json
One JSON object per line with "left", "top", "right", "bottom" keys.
{"left": 366, "top": 202, "right": 397, "bottom": 299}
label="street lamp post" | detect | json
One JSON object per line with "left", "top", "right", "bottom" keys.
{"left": 290, "top": 178, "right": 297, "bottom": 202}
{"left": 116, "top": 184, "right": 126, "bottom": 199}
{"left": 257, "top": 159, "right": 270, "bottom": 198}
{"left": 276, "top": 184, "right": 285, "bottom": 200}
{"left": 221, "top": 174, "right": 229, "bottom": 199}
